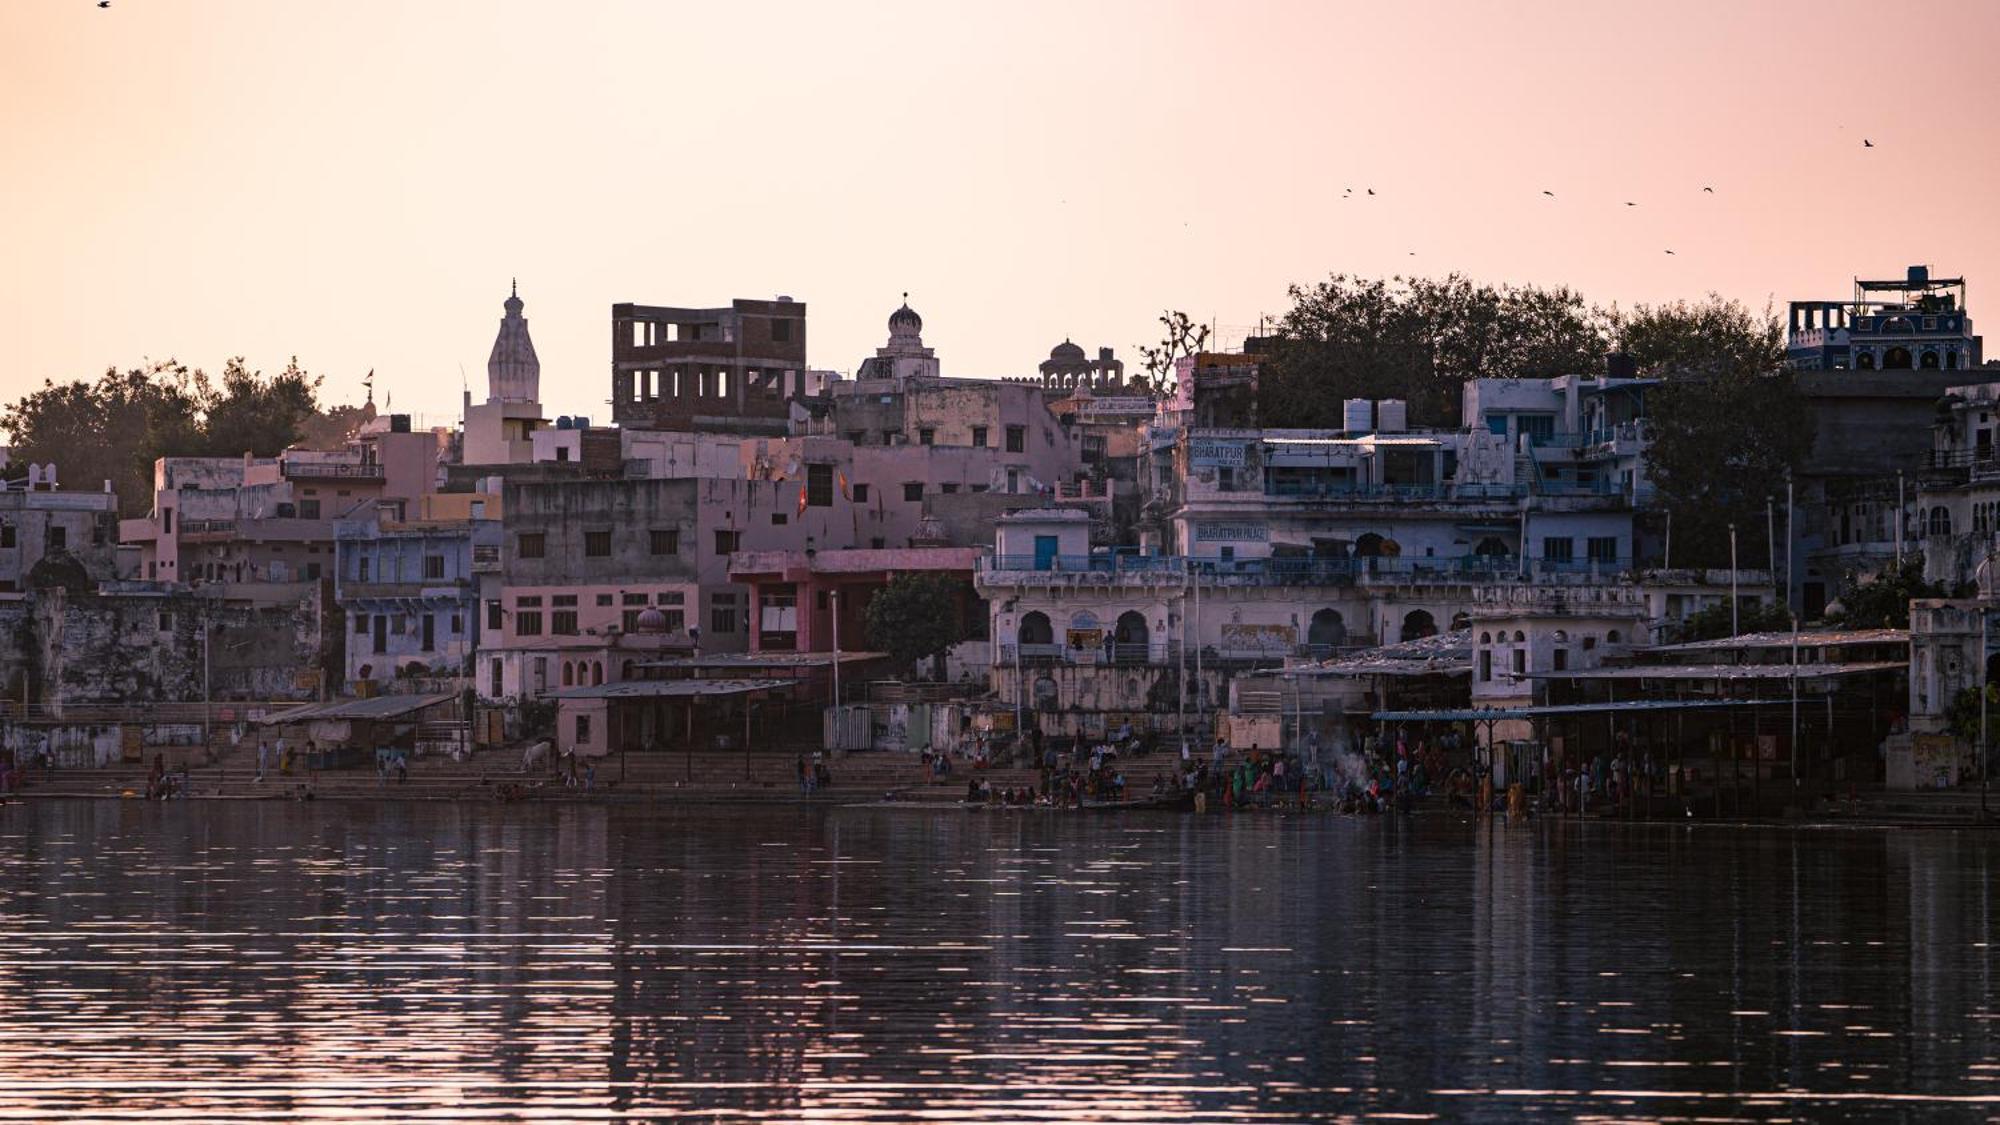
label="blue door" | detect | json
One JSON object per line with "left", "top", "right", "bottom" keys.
{"left": 1033, "top": 535, "right": 1059, "bottom": 571}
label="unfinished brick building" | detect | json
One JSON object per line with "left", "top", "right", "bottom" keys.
{"left": 610, "top": 298, "right": 809, "bottom": 436}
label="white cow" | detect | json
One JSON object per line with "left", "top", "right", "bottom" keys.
{"left": 521, "top": 740, "right": 553, "bottom": 774}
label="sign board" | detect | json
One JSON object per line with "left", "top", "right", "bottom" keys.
{"left": 1078, "top": 396, "right": 1157, "bottom": 417}
{"left": 1189, "top": 439, "right": 1247, "bottom": 467}
{"left": 1221, "top": 623, "right": 1297, "bottom": 653}
{"left": 1196, "top": 521, "right": 1269, "bottom": 542}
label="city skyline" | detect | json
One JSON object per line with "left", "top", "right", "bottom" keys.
{"left": 5, "top": 0, "right": 1999, "bottom": 423}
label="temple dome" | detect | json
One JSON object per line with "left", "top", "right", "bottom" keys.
{"left": 1049, "top": 339, "right": 1087, "bottom": 363}
{"left": 888, "top": 298, "right": 922, "bottom": 335}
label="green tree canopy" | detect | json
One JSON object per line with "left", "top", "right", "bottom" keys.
{"left": 4, "top": 357, "right": 362, "bottom": 517}
{"left": 1625, "top": 297, "right": 1812, "bottom": 569}
{"left": 1259, "top": 273, "right": 1612, "bottom": 428}
{"left": 1825, "top": 556, "right": 1944, "bottom": 630}
{"left": 862, "top": 572, "right": 976, "bottom": 671}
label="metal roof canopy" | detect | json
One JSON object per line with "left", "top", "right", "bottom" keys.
{"left": 261, "top": 693, "right": 456, "bottom": 725}
{"left": 632, "top": 651, "right": 887, "bottom": 670}
{"left": 1640, "top": 628, "right": 1908, "bottom": 654}
{"left": 1370, "top": 700, "right": 1779, "bottom": 722}
{"left": 1530, "top": 660, "right": 1905, "bottom": 682}
{"left": 554, "top": 679, "right": 780, "bottom": 700}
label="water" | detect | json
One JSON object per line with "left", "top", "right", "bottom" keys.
{"left": 0, "top": 801, "right": 1994, "bottom": 1123}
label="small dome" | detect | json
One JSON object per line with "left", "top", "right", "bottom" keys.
{"left": 504, "top": 277, "right": 523, "bottom": 314}
{"left": 633, "top": 607, "right": 670, "bottom": 634}
{"left": 888, "top": 298, "right": 922, "bottom": 334}
{"left": 1050, "top": 339, "right": 1087, "bottom": 363}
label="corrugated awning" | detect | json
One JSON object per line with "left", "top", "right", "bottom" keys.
{"left": 1371, "top": 700, "right": 1774, "bottom": 722}
{"left": 261, "top": 693, "right": 455, "bottom": 725}
{"left": 554, "top": 679, "right": 781, "bottom": 700}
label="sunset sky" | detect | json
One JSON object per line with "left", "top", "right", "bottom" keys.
{"left": 4, "top": 0, "right": 1998, "bottom": 424}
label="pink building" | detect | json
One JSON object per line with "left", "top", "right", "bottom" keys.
{"left": 727, "top": 546, "right": 984, "bottom": 655}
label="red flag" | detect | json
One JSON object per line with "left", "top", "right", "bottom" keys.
{"left": 798, "top": 484, "right": 809, "bottom": 515}
{"left": 837, "top": 471, "right": 852, "bottom": 501}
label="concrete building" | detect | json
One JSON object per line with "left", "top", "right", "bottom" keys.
{"left": 0, "top": 467, "right": 121, "bottom": 595}
{"left": 610, "top": 297, "right": 809, "bottom": 435}
{"left": 461, "top": 282, "right": 550, "bottom": 466}
{"left": 335, "top": 509, "right": 501, "bottom": 691}
{"left": 1788, "top": 266, "right": 1982, "bottom": 372}
{"left": 728, "top": 546, "right": 984, "bottom": 658}
{"left": 1033, "top": 340, "right": 1127, "bottom": 393}
{"left": 856, "top": 298, "right": 939, "bottom": 382}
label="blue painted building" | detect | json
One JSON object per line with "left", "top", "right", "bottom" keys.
{"left": 335, "top": 512, "right": 502, "bottom": 690}
{"left": 1788, "top": 265, "right": 1982, "bottom": 372}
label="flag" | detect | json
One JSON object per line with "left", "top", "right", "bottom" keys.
{"left": 798, "top": 484, "right": 809, "bottom": 515}
{"left": 837, "top": 471, "right": 852, "bottom": 501}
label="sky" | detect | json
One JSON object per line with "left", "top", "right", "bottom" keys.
{"left": 4, "top": 0, "right": 1999, "bottom": 426}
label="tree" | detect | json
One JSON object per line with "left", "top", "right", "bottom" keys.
{"left": 1627, "top": 297, "right": 1811, "bottom": 569}
{"left": 3, "top": 362, "right": 203, "bottom": 517}
{"left": 863, "top": 573, "right": 975, "bottom": 672}
{"left": 1135, "top": 310, "right": 1210, "bottom": 399}
{"left": 1678, "top": 599, "right": 1795, "bottom": 642}
{"left": 201, "top": 356, "right": 322, "bottom": 458}
{"left": 1826, "top": 555, "right": 1943, "bottom": 629}
{"left": 1259, "top": 273, "right": 1611, "bottom": 428}
{"left": 3, "top": 356, "right": 362, "bottom": 517}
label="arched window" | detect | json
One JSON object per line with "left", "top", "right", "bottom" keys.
{"left": 1513, "top": 630, "right": 1526, "bottom": 643}
{"left": 1582, "top": 635, "right": 1597, "bottom": 651}
{"left": 1606, "top": 629, "right": 1623, "bottom": 644}
{"left": 1856, "top": 350, "right": 1876, "bottom": 370}
{"left": 1400, "top": 609, "right": 1437, "bottom": 642}
{"left": 1308, "top": 608, "right": 1347, "bottom": 648}
{"left": 592, "top": 662, "right": 604, "bottom": 686}
{"left": 1450, "top": 612, "right": 1472, "bottom": 631}
{"left": 1885, "top": 346, "right": 1914, "bottom": 370}
{"left": 1018, "top": 611, "right": 1053, "bottom": 646}
{"left": 1552, "top": 629, "right": 1569, "bottom": 644}
{"left": 1355, "top": 533, "right": 1387, "bottom": 558}
{"left": 1946, "top": 350, "right": 1959, "bottom": 370}
{"left": 1113, "top": 611, "right": 1149, "bottom": 661}
{"left": 1479, "top": 631, "right": 1492, "bottom": 644}
{"left": 561, "top": 662, "right": 575, "bottom": 687}
{"left": 1929, "top": 506, "right": 1953, "bottom": 536}
{"left": 1920, "top": 350, "right": 1941, "bottom": 369}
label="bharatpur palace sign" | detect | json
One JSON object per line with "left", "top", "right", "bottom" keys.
{"left": 1188, "top": 439, "right": 1247, "bottom": 467}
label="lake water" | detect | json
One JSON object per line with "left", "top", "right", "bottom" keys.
{"left": 0, "top": 800, "right": 1995, "bottom": 1123}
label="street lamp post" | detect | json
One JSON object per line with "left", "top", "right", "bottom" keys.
{"left": 1979, "top": 554, "right": 1996, "bottom": 820}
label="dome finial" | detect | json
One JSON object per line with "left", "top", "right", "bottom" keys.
{"left": 511, "top": 277, "right": 517, "bottom": 298}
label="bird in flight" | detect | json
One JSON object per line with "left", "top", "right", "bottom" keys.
{"left": 1703, "top": 186, "right": 1714, "bottom": 193}
{"left": 1625, "top": 201, "right": 1637, "bottom": 207}
{"left": 1664, "top": 249, "right": 1676, "bottom": 255}
{"left": 97, "top": 1, "right": 109, "bottom": 7}
{"left": 1367, "top": 188, "right": 1375, "bottom": 196}
{"left": 1541, "top": 190, "right": 1555, "bottom": 198}
{"left": 1863, "top": 139, "right": 1874, "bottom": 147}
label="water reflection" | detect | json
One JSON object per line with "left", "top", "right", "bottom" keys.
{"left": 0, "top": 801, "right": 1993, "bottom": 1121}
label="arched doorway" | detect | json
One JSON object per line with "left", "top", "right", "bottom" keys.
{"left": 1400, "top": 609, "right": 1437, "bottom": 642}
{"left": 1921, "top": 350, "right": 1941, "bottom": 369}
{"left": 1018, "top": 611, "right": 1053, "bottom": 647}
{"left": 1856, "top": 351, "right": 1877, "bottom": 370}
{"left": 1450, "top": 611, "right": 1472, "bottom": 631}
{"left": 1113, "top": 611, "right": 1149, "bottom": 663}
{"left": 1355, "top": 533, "right": 1386, "bottom": 558}
{"left": 1884, "top": 346, "right": 1913, "bottom": 369}
{"left": 1307, "top": 608, "right": 1347, "bottom": 649}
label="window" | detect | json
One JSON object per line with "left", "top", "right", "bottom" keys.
{"left": 1005, "top": 425, "right": 1026, "bottom": 453}
{"left": 806, "top": 464, "right": 833, "bottom": 507}
{"left": 487, "top": 600, "right": 503, "bottom": 631}
{"left": 1553, "top": 647, "right": 1568, "bottom": 671}
{"left": 903, "top": 482, "right": 924, "bottom": 502}
{"left": 661, "top": 610, "right": 686, "bottom": 633}
{"left": 47, "top": 526, "right": 66, "bottom": 551}
{"left": 1929, "top": 506, "right": 1952, "bottom": 536}
{"left": 714, "top": 529, "right": 742, "bottom": 555}
{"left": 518, "top": 532, "right": 546, "bottom": 559}
{"left": 596, "top": 593, "right": 614, "bottom": 607}
{"left": 772, "top": 512, "right": 789, "bottom": 525}
{"left": 1217, "top": 467, "right": 1237, "bottom": 491}
{"left": 517, "top": 610, "right": 543, "bottom": 636}
{"left": 354, "top": 614, "right": 369, "bottom": 635}
{"left": 971, "top": 425, "right": 988, "bottom": 448}
{"left": 711, "top": 592, "right": 739, "bottom": 634}
{"left": 1006, "top": 469, "right": 1019, "bottom": 493}
{"left": 420, "top": 614, "right": 435, "bottom": 652}
{"left": 772, "top": 318, "right": 792, "bottom": 343}
{"left": 852, "top": 482, "right": 870, "bottom": 502}
{"left": 555, "top": 447, "right": 571, "bottom": 462}
{"left": 650, "top": 528, "right": 680, "bottom": 555}
{"left": 1542, "top": 537, "right": 1574, "bottom": 563}
{"left": 584, "top": 530, "right": 611, "bottom": 557}
{"left": 299, "top": 499, "right": 321, "bottom": 520}
{"left": 1512, "top": 649, "right": 1526, "bottom": 675}
{"left": 424, "top": 555, "right": 446, "bottom": 579}
{"left": 160, "top": 510, "right": 171, "bottom": 535}
{"left": 304, "top": 563, "right": 321, "bottom": 581}
{"left": 658, "top": 591, "right": 684, "bottom": 606}
{"left": 942, "top": 482, "right": 959, "bottom": 494}
{"left": 358, "top": 557, "right": 371, "bottom": 582}
{"left": 870, "top": 537, "right": 886, "bottom": 549}
{"left": 552, "top": 594, "right": 577, "bottom": 607}
{"left": 490, "top": 659, "right": 503, "bottom": 698}
{"left": 621, "top": 609, "right": 643, "bottom": 632}
{"left": 1518, "top": 414, "right": 1556, "bottom": 445}
{"left": 552, "top": 610, "right": 578, "bottom": 635}
{"left": 919, "top": 428, "right": 935, "bottom": 446}
{"left": 1586, "top": 537, "right": 1618, "bottom": 564}
{"left": 1479, "top": 649, "right": 1492, "bottom": 682}
{"left": 972, "top": 484, "right": 989, "bottom": 493}
{"left": 575, "top": 714, "right": 591, "bottom": 745}
{"left": 623, "top": 592, "right": 649, "bottom": 606}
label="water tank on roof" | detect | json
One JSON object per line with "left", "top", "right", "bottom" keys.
{"left": 1343, "top": 398, "right": 1373, "bottom": 434}
{"left": 389, "top": 414, "right": 411, "bottom": 433}
{"left": 1375, "top": 399, "right": 1407, "bottom": 433}
{"left": 574, "top": 416, "right": 590, "bottom": 429}
{"left": 1909, "top": 265, "right": 1930, "bottom": 287}
{"left": 555, "top": 416, "right": 573, "bottom": 429}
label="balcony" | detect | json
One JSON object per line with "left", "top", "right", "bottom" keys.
{"left": 282, "top": 460, "right": 386, "bottom": 482}
{"left": 979, "top": 553, "right": 1637, "bottom": 589}
{"left": 999, "top": 640, "right": 1184, "bottom": 667}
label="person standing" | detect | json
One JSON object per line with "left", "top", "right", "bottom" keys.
{"left": 256, "top": 738, "right": 271, "bottom": 783}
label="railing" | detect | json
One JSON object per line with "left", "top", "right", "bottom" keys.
{"left": 980, "top": 553, "right": 1640, "bottom": 586}
{"left": 283, "top": 460, "right": 386, "bottom": 481}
